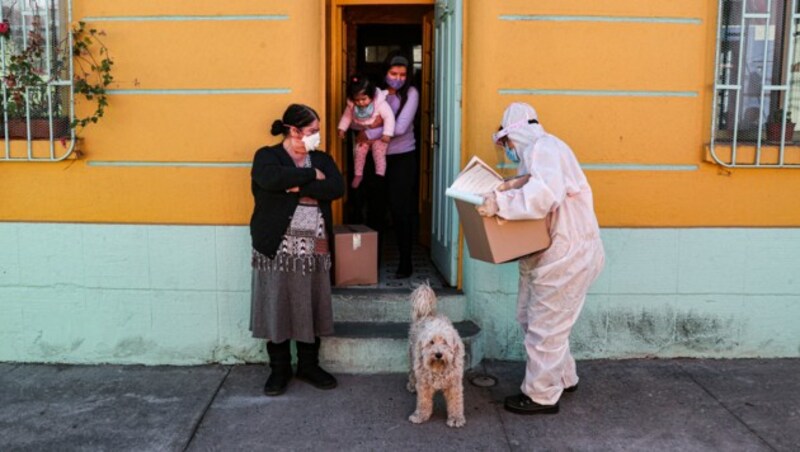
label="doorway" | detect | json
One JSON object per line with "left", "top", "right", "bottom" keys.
{"left": 328, "top": 1, "right": 461, "bottom": 289}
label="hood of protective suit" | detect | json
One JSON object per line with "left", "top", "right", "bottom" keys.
{"left": 499, "top": 103, "right": 546, "bottom": 160}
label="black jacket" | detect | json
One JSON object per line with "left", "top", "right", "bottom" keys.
{"left": 250, "top": 143, "right": 345, "bottom": 257}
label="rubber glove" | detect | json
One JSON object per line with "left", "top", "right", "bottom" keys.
{"left": 476, "top": 192, "right": 499, "bottom": 217}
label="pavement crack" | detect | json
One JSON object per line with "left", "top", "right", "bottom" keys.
{"left": 480, "top": 362, "right": 514, "bottom": 452}
{"left": 680, "top": 364, "right": 778, "bottom": 452}
{"left": 182, "top": 365, "right": 232, "bottom": 452}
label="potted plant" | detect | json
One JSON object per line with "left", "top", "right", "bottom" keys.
{"left": 766, "top": 109, "right": 795, "bottom": 143}
{"left": 4, "top": 86, "right": 71, "bottom": 139}
{"left": 1, "top": 4, "right": 113, "bottom": 141}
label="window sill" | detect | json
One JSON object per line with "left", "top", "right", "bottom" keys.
{"left": 704, "top": 143, "right": 800, "bottom": 167}
{"left": 0, "top": 138, "right": 79, "bottom": 162}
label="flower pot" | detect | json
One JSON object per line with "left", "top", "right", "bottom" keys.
{"left": 766, "top": 121, "right": 795, "bottom": 142}
{"left": 6, "top": 117, "right": 70, "bottom": 140}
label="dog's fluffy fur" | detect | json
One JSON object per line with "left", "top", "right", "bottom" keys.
{"left": 407, "top": 283, "right": 466, "bottom": 428}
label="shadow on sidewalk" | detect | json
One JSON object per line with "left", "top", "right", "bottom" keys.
{"left": 1, "top": 359, "right": 798, "bottom": 451}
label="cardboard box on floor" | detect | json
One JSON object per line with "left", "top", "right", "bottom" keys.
{"left": 446, "top": 156, "right": 550, "bottom": 264}
{"left": 333, "top": 224, "right": 378, "bottom": 286}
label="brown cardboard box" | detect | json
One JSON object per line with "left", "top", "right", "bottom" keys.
{"left": 454, "top": 199, "right": 550, "bottom": 264}
{"left": 333, "top": 224, "right": 378, "bottom": 286}
{"left": 446, "top": 156, "right": 551, "bottom": 264}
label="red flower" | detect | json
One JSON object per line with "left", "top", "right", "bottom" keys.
{"left": 0, "top": 22, "right": 9, "bottom": 36}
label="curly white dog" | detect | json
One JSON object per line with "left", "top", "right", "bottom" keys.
{"left": 407, "top": 283, "right": 466, "bottom": 428}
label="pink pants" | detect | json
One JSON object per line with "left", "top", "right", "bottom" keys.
{"left": 354, "top": 140, "right": 388, "bottom": 176}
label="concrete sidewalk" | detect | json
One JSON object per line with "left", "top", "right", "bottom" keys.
{"left": 1, "top": 359, "right": 798, "bottom": 451}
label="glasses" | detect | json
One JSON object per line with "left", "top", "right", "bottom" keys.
{"left": 492, "top": 118, "right": 539, "bottom": 144}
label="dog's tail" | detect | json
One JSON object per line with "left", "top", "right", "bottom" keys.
{"left": 410, "top": 282, "right": 437, "bottom": 322}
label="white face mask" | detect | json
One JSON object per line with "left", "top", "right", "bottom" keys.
{"left": 301, "top": 132, "right": 321, "bottom": 152}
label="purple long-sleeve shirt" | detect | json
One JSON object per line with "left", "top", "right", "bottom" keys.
{"left": 364, "top": 86, "right": 419, "bottom": 155}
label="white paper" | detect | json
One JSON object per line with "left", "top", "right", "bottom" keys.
{"left": 445, "top": 156, "right": 503, "bottom": 205}
{"left": 444, "top": 188, "right": 485, "bottom": 205}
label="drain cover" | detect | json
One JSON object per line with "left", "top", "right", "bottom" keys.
{"left": 468, "top": 374, "right": 498, "bottom": 388}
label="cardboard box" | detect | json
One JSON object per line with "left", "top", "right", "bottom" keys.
{"left": 333, "top": 224, "right": 378, "bottom": 286}
{"left": 446, "top": 156, "right": 551, "bottom": 264}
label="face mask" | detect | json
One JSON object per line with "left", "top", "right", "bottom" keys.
{"left": 301, "top": 132, "right": 321, "bottom": 152}
{"left": 385, "top": 76, "right": 405, "bottom": 90}
{"left": 354, "top": 103, "right": 374, "bottom": 120}
{"left": 504, "top": 144, "right": 520, "bottom": 163}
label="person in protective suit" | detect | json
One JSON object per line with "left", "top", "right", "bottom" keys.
{"left": 477, "top": 102, "right": 605, "bottom": 415}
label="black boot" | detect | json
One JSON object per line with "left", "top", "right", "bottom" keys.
{"left": 393, "top": 216, "right": 413, "bottom": 279}
{"left": 264, "top": 340, "right": 292, "bottom": 396}
{"left": 295, "top": 337, "right": 337, "bottom": 390}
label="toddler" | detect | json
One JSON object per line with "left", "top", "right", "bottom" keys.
{"left": 338, "top": 75, "right": 395, "bottom": 188}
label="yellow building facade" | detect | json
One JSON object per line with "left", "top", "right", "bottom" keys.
{"left": 1, "top": 0, "right": 799, "bottom": 365}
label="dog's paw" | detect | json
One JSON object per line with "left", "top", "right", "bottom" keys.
{"left": 406, "top": 381, "right": 416, "bottom": 393}
{"left": 446, "top": 415, "right": 466, "bottom": 428}
{"left": 408, "top": 411, "right": 429, "bottom": 424}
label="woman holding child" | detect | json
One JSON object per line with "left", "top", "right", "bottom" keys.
{"left": 357, "top": 53, "right": 420, "bottom": 279}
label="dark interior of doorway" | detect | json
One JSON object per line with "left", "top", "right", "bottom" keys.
{"left": 340, "top": 14, "right": 448, "bottom": 290}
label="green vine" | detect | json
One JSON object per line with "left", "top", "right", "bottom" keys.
{"left": 71, "top": 21, "right": 114, "bottom": 131}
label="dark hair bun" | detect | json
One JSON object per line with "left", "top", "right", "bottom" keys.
{"left": 270, "top": 119, "right": 285, "bottom": 136}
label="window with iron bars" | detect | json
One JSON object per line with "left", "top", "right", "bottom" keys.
{"left": 711, "top": 0, "right": 800, "bottom": 168}
{"left": 1, "top": 0, "right": 75, "bottom": 162}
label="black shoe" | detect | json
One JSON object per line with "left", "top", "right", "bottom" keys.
{"left": 504, "top": 393, "right": 559, "bottom": 415}
{"left": 296, "top": 365, "right": 337, "bottom": 389}
{"left": 295, "top": 338, "right": 338, "bottom": 390}
{"left": 394, "top": 263, "right": 413, "bottom": 279}
{"left": 263, "top": 365, "right": 292, "bottom": 396}
{"left": 564, "top": 384, "right": 578, "bottom": 393}
{"left": 264, "top": 340, "right": 292, "bottom": 396}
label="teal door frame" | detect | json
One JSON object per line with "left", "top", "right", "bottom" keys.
{"left": 430, "top": 0, "right": 462, "bottom": 286}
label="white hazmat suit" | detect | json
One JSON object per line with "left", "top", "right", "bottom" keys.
{"left": 490, "top": 103, "right": 605, "bottom": 406}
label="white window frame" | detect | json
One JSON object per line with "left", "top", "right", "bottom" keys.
{"left": 1, "top": 0, "right": 76, "bottom": 162}
{"left": 710, "top": 0, "right": 800, "bottom": 168}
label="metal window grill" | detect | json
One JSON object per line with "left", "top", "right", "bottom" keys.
{"left": 710, "top": 0, "right": 800, "bottom": 168}
{"left": 1, "top": 0, "right": 75, "bottom": 162}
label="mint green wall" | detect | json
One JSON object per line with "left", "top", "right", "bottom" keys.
{"left": 1, "top": 223, "right": 799, "bottom": 364}
{"left": 464, "top": 229, "right": 800, "bottom": 360}
{"left": 0, "top": 223, "right": 262, "bottom": 364}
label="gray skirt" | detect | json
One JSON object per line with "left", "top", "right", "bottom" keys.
{"left": 249, "top": 205, "right": 334, "bottom": 343}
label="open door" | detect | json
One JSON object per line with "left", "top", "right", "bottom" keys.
{"left": 418, "top": 11, "right": 434, "bottom": 249}
{"left": 327, "top": 5, "right": 349, "bottom": 224}
{"left": 429, "top": 0, "right": 462, "bottom": 286}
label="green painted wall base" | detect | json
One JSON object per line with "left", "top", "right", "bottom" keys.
{"left": 1, "top": 223, "right": 799, "bottom": 366}
{"left": 465, "top": 229, "right": 800, "bottom": 361}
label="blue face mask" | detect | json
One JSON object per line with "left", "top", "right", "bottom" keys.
{"left": 504, "top": 144, "right": 520, "bottom": 163}
{"left": 385, "top": 76, "right": 405, "bottom": 90}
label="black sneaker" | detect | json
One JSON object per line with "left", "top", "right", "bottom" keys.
{"left": 504, "top": 393, "right": 559, "bottom": 415}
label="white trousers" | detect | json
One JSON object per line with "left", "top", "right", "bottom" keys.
{"left": 517, "top": 237, "right": 605, "bottom": 405}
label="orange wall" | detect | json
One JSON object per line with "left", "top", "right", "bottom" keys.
{"left": 464, "top": 0, "right": 800, "bottom": 226}
{"left": 3, "top": 0, "right": 800, "bottom": 226}
{"left": 1, "top": 0, "right": 324, "bottom": 224}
